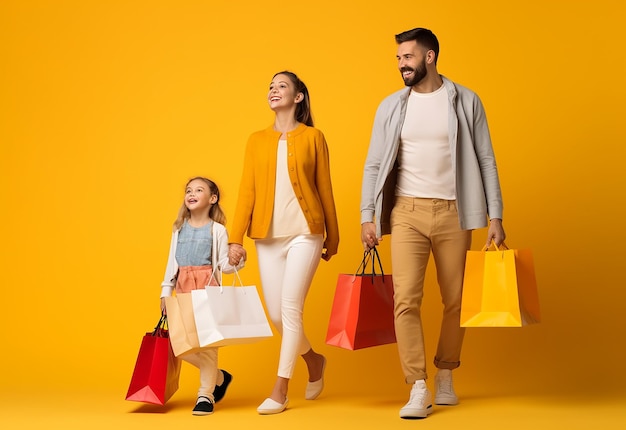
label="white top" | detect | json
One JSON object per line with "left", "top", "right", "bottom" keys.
{"left": 396, "top": 84, "right": 456, "bottom": 200}
{"left": 268, "top": 139, "right": 310, "bottom": 237}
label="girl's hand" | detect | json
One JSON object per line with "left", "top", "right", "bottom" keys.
{"left": 160, "top": 297, "right": 167, "bottom": 314}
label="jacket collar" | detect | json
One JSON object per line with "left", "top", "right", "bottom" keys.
{"left": 264, "top": 122, "right": 308, "bottom": 137}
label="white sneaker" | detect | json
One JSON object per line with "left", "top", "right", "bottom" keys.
{"left": 399, "top": 380, "right": 433, "bottom": 419}
{"left": 434, "top": 369, "right": 459, "bottom": 405}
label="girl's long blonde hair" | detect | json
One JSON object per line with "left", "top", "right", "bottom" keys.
{"left": 173, "top": 176, "right": 226, "bottom": 230}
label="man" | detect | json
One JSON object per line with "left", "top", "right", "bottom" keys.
{"left": 360, "top": 27, "right": 505, "bottom": 419}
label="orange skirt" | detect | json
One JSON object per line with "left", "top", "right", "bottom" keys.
{"left": 175, "top": 265, "right": 218, "bottom": 294}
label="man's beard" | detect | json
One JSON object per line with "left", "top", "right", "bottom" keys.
{"left": 401, "top": 58, "right": 427, "bottom": 87}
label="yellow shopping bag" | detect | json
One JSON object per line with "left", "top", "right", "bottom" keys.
{"left": 461, "top": 242, "right": 540, "bottom": 327}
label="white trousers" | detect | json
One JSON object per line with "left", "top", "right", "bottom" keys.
{"left": 255, "top": 234, "right": 323, "bottom": 379}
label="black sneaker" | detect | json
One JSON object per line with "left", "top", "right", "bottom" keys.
{"left": 192, "top": 396, "right": 214, "bottom": 416}
{"left": 213, "top": 370, "right": 233, "bottom": 403}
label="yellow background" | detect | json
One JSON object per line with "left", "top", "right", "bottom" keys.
{"left": 1, "top": 0, "right": 625, "bottom": 428}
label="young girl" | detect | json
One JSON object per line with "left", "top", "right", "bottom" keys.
{"left": 228, "top": 71, "right": 339, "bottom": 414}
{"left": 160, "top": 176, "right": 243, "bottom": 415}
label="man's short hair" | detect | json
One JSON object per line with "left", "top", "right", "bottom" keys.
{"left": 395, "top": 28, "right": 440, "bottom": 63}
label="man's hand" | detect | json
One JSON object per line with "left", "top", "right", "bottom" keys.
{"left": 361, "top": 222, "right": 381, "bottom": 250}
{"left": 486, "top": 218, "right": 506, "bottom": 248}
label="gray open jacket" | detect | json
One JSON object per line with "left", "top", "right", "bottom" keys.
{"left": 360, "top": 76, "right": 503, "bottom": 237}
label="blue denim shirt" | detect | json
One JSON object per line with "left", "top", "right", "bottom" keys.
{"left": 175, "top": 221, "right": 213, "bottom": 266}
{"left": 161, "top": 221, "right": 245, "bottom": 298}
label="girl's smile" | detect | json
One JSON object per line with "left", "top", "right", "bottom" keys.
{"left": 185, "top": 179, "right": 216, "bottom": 212}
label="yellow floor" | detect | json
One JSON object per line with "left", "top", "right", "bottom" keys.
{"left": 2, "top": 381, "right": 624, "bottom": 430}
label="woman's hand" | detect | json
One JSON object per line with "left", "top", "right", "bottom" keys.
{"left": 228, "top": 243, "right": 247, "bottom": 266}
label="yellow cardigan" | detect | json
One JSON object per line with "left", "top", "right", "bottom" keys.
{"left": 230, "top": 123, "right": 339, "bottom": 257}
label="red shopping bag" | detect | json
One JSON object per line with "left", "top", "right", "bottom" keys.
{"left": 125, "top": 314, "right": 182, "bottom": 404}
{"left": 326, "top": 248, "right": 396, "bottom": 350}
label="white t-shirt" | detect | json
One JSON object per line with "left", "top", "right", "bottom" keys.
{"left": 396, "top": 84, "right": 456, "bottom": 200}
{"left": 268, "top": 139, "right": 310, "bottom": 237}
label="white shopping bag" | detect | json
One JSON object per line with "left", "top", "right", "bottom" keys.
{"left": 191, "top": 271, "right": 273, "bottom": 347}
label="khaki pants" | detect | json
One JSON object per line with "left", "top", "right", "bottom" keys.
{"left": 390, "top": 197, "right": 472, "bottom": 384}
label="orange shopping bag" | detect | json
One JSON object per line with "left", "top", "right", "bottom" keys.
{"left": 461, "top": 241, "right": 540, "bottom": 327}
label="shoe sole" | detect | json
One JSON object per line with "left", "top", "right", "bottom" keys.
{"left": 400, "top": 405, "right": 433, "bottom": 419}
{"left": 435, "top": 396, "right": 458, "bottom": 406}
{"left": 258, "top": 409, "right": 286, "bottom": 415}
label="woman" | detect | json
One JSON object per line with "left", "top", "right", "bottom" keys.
{"left": 228, "top": 71, "right": 339, "bottom": 414}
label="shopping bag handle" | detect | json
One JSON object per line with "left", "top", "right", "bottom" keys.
{"left": 208, "top": 264, "right": 224, "bottom": 288}
{"left": 151, "top": 312, "right": 169, "bottom": 337}
{"left": 206, "top": 267, "right": 246, "bottom": 294}
{"left": 355, "top": 246, "right": 386, "bottom": 278}
{"left": 481, "top": 240, "right": 509, "bottom": 252}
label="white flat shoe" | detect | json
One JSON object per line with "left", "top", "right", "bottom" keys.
{"left": 257, "top": 397, "right": 288, "bottom": 414}
{"left": 305, "top": 356, "right": 326, "bottom": 400}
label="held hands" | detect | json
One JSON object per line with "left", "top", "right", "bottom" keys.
{"left": 485, "top": 218, "right": 506, "bottom": 248}
{"left": 361, "top": 222, "right": 381, "bottom": 250}
{"left": 228, "top": 243, "right": 247, "bottom": 266}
